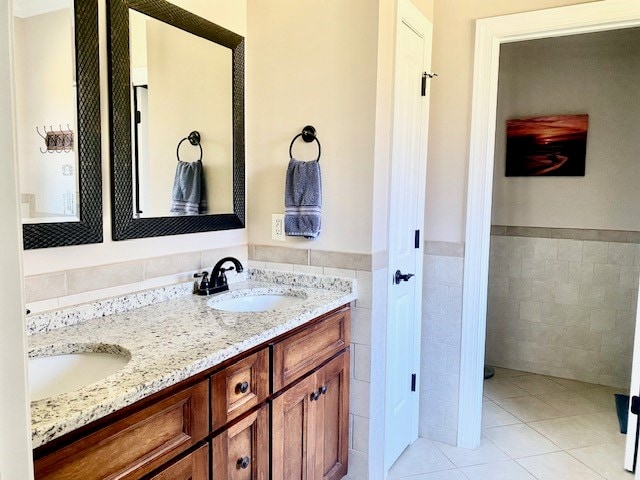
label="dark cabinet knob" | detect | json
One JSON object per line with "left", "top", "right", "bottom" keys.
{"left": 237, "top": 456, "right": 250, "bottom": 469}
{"left": 320, "top": 385, "right": 328, "bottom": 395}
{"left": 237, "top": 381, "right": 249, "bottom": 394}
{"left": 310, "top": 390, "right": 321, "bottom": 401}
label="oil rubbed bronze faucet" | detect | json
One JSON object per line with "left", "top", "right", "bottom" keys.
{"left": 194, "top": 257, "right": 244, "bottom": 296}
{"left": 211, "top": 256, "right": 244, "bottom": 293}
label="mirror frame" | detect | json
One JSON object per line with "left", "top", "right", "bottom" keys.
{"left": 107, "top": 0, "right": 245, "bottom": 240}
{"left": 22, "top": 0, "right": 103, "bottom": 249}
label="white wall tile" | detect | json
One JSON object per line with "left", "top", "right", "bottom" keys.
{"left": 555, "top": 283, "right": 580, "bottom": 306}
{"left": 568, "top": 262, "right": 593, "bottom": 285}
{"left": 545, "top": 260, "right": 569, "bottom": 283}
{"left": 534, "top": 238, "right": 558, "bottom": 260}
{"left": 520, "top": 300, "right": 542, "bottom": 322}
{"left": 579, "top": 285, "right": 605, "bottom": 307}
{"left": 582, "top": 241, "right": 608, "bottom": 264}
{"left": 351, "top": 307, "right": 372, "bottom": 346}
{"left": 592, "top": 264, "right": 620, "bottom": 287}
{"left": 354, "top": 343, "right": 371, "bottom": 382}
{"left": 532, "top": 281, "right": 555, "bottom": 303}
{"left": 589, "top": 308, "right": 616, "bottom": 332}
{"left": 557, "top": 239, "right": 583, "bottom": 262}
{"left": 352, "top": 415, "right": 369, "bottom": 453}
{"left": 608, "top": 242, "right": 636, "bottom": 266}
{"left": 355, "top": 270, "right": 372, "bottom": 309}
{"left": 434, "top": 256, "right": 464, "bottom": 286}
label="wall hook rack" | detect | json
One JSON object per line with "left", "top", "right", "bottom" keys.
{"left": 36, "top": 125, "right": 74, "bottom": 154}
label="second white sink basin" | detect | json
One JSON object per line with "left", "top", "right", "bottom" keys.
{"left": 208, "top": 293, "right": 306, "bottom": 312}
{"left": 29, "top": 351, "right": 130, "bottom": 402}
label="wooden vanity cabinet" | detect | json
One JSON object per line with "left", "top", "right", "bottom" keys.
{"left": 33, "top": 306, "right": 350, "bottom": 480}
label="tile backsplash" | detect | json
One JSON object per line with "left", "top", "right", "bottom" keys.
{"left": 486, "top": 233, "right": 640, "bottom": 388}
{"left": 24, "top": 244, "right": 248, "bottom": 313}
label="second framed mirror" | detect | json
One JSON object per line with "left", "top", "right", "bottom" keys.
{"left": 107, "top": 0, "right": 245, "bottom": 240}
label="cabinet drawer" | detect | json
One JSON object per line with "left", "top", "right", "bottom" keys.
{"left": 213, "top": 404, "right": 269, "bottom": 480}
{"left": 34, "top": 380, "right": 209, "bottom": 480}
{"left": 146, "top": 444, "right": 209, "bottom": 480}
{"left": 272, "top": 308, "right": 349, "bottom": 392}
{"left": 211, "top": 348, "right": 269, "bottom": 430}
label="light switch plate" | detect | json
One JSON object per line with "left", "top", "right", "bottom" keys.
{"left": 272, "top": 214, "right": 285, "bottom": 241}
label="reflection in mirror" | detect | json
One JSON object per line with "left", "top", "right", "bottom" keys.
{"left": 13, "top": 0, "right": 79, "bottom": 223}
{"left": 129, "top": 10, "right": 233, "bottom": 218}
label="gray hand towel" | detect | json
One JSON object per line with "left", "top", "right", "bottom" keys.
{"left": 284, "top": 158, "right": 322, "bottom": 239}
{"left": 170, "top": 160, "right": 208, "bottom": 215}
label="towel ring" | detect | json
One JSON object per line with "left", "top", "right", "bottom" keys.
{"left": 289, "top": 125, "right": 321, "bottom": 162}
{"left": 176, "top": 131, "right": 203, "bottom": 162}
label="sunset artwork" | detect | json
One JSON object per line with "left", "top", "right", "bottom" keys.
{"left": 505, "top": 115, "right": 588, "bottom": 176}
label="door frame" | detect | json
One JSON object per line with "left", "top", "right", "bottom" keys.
{"left": 459, "top": 0, "right": 640, "bottom": 449}
{"left": 384, "top": 0, "right": 432, "bottom": 472}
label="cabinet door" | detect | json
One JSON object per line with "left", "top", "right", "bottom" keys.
{"left": 315, "top": 352, "right": 350, "bottom": 480}
{"left": 34, "top": 380, "right": 209, "bottom": 480}
{"left": 271, "top": 373, "right": 318, "bottom": 480}
{"left": 213, "top": 404, "right": 269, "bottom": 480}
{"left": 147, "top": 444, "right": 208, "bottom": 480}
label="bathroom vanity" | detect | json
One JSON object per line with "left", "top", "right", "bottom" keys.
{"left": 28, "top": 270, "right": 355, "bottom": 479}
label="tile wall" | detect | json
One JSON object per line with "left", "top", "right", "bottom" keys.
{"left": 486, "top": 233, "right": 640, "bottom": 388}
{"left": 420, "top": 241, "right": 465, "bottom": 446}
{"left": 24, "top": 244, "right": 248, "bottom": 312}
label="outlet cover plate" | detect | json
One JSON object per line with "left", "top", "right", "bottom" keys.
{"left": 272, "top": 214, "right": 285, "bottom": 241}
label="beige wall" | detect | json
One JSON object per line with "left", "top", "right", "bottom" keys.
{"left": 246, "top": 0, "right": 379, "bottom": 254}
{"left": 21, "top": 0, "right": 247, "bottom": 276}
{"left": 492, "top": 28, "right": 640, "bottom": 231}
{"left": 424, "top": 0, "right": 598, "bottom": 243}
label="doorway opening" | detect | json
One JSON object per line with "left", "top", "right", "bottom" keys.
{"left": 460, "top": 0, "right": 640, "bottom": 476}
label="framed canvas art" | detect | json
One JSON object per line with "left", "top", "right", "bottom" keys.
{"left": 505, "top": 114, "right": 588, "bottom": 176}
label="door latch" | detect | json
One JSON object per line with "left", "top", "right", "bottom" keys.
{"left": 394, "top": 270, "right": 415, "bottom": 285}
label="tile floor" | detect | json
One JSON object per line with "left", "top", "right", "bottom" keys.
{"left": 386, "top": 367, "right": 634, "bottom": 480}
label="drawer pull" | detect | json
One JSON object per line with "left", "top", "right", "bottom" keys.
{"left": 236, "top": 381, "right": 250, "bottom": 394}
{"left": 237, "top": 456, "right": 251, "bottom": 469}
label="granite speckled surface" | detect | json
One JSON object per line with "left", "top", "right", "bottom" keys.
{"left": 28, "top": 269, "right": 356, "bottom": 448}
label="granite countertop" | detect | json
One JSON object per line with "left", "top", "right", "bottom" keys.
{"left": 27, "top": 269, "right": 356, "bottom": 448}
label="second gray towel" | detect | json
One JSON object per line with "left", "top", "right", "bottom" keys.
{"left": 284, "top": 158, "right": 322, "bottom": 239}
{"left": 170, "top": 159, "right": 208, "bottom": 215}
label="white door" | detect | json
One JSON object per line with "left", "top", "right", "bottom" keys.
{"left": 624, "top": 279, "right": 640, "bottom": 472}
{"left": 384, "top": 0, "right": 432, "bottom": 472}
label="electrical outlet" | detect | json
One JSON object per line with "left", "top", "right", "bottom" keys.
{"left": 272, "top": 214, "right": 285, "bottom": 241}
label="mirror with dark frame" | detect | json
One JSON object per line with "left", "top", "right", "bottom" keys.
{"left": 15, "top": 0, "right": 102, "bottom": 249}
{"left": 108, "top": 0, "right": 245, "bottom": 241}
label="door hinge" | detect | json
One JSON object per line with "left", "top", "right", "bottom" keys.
{"left": 135, "top": 110, "right": 141, "bottom": 125}
{"left": 411, "top": 373, "right": 417, "bottom": 392}
{"left": 415, "top": 230, "right": 420, "bottom": 249}
{"left": 631, "top": 396, "right": 640, "bottom": 415}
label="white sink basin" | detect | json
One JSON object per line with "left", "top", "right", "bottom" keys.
{"left": 208, "top": 293, "right": 305, "bottom": 312}
{"left": 28, "top": 352, "right": 130, "bottom": 401}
